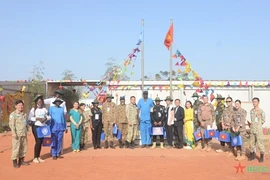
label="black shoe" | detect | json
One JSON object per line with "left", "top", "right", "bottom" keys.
{"left": 119, "top": 140, "right": 123, "bottom": 148}
{"left": 110, "top": 141, "right": 115, "bottom": 149}
{"left": 94, "top": 146, "right": 97, "bottom": 150}
{"left": 52, "top": 156, "right": 57, "bottom": 160}
{"left": 19, "top": 157, "right": 29, "bottom": 166}
{"left": 141, "top": 145, "right": 146, "bottom": 148}
{"left": 12, "top": 160, "right": 19, "bottom": 168}
{"left": 131, "top": 141, "right": 136, "bottom": 148}
{"left": 104, "top": 141, "right": 109, "bottom": 149}
{"left": 97, "top": 145, "right": 101, "bottom": 149}
{"left": 57, "top": 156, "right": 64, "bottom": 159}
{"left": 248, "top": 152, "right": 255, "bottom": 161}
{"left": 259, "top": 153, "right": 264, "bottom": 163}
{"left": 125, "top": 141, "right": 130, "bottom": 148}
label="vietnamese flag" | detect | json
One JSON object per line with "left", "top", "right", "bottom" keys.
{"left": 164, "top": 24, "right": 174, "bottom": 50}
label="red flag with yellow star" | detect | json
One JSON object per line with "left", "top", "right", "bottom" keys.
{"left": 164, "top": 24, "right": 174, "bottom": 50}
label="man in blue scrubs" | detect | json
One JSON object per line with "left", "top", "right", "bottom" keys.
{"left": 138, "top": 91, "right": 154, "bottom": 148}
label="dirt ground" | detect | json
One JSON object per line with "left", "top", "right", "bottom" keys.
{"left": 0, "top": 132, "right": 270, "bottom": 180}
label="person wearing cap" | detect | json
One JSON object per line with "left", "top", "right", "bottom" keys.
{"left": 44, "top": 89, "right": 67, "bottom": 115}
{"left": 150, "top": 97, "right": 165, "bottom": 149}
{"left": 164, "top": 96, "right": 174, "bottom": 148}
{"left": 48, "top": 98, "right": 68, "bottom": 160}
{"left": 137, "top": 91, "right": 154, "bottom": 148}
{"left": 90, "top": 99, "right": 103, "bottom": 149}
{"left": 102, "top": 94, "right": 116, "bottom": 149}
{"left": 9, "top": 100, "right": 30, "bottom": 168}
{"left": 191, "top": 92, "right": 203, "bottom": 131}
{"left": 28, "top": 94, "right": 51, "bottom": 163}
{"left": 214, "top": 94, "right": 226, "bottom": 153}
{"left": 116, "top": 96, "right": 128, "bottom": 148}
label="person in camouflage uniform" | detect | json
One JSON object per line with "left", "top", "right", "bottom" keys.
{"left": 231, "top": 100, "right": 247, "bottom": 161}
{"left": 102, "top": 94, "right": 116, "bottom": 149}
{"left": 9, "top": 100, "right": 30, "bottom": 168}
{"left": 195, "top": 95, "right": 215, "bottom": 152}
{"left": 80, "top": 103, "right": 92, "bottom": 150}
{"left": 248, "top": 97, "right": 266, "bottom": 163}
{"left": 216, "top": 97, "right": 235, "bottom": 155}
{"left": 192, "top": 92, "right": 203, "bottom": 131}
{"left": 116, "top": 96, "right": 128, "bottom": 148}
{"left": 126, "top": 96, "right": 138, "bottom": 149}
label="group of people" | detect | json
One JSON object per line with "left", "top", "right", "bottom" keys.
{"left": 8, "top": 89, "right": 267, "bottom": 168}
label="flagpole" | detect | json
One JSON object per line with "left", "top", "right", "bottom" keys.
{"left": 141, "top": 19, "right": 145, "bottom": 95}
{"left": 169, "top": 19, "right": 173, "bottom": 97}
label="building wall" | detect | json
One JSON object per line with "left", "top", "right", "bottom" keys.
{"left": 106, "top": 81, "right": 270, "bottom": 127}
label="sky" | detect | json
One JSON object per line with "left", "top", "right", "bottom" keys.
{"left": 0, "top": 0, "right": 269, "bottom": 81}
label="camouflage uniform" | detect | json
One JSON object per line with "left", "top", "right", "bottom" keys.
{"left": 192, "top": 93, "right": 203, "bottom": 130}
{"left": 231, "top": 108, "right": 247, "bottom": 160}
{"left": 116, "top": 103, "right": 128, "bottom": 147}
{"left": 126, "top": 103, "right": 138, "bottom": 146}
{"left": 249, "top": 108, "right": 265, "bottom": 162}
{"left": 9, "top": 111, "right": 28, "bottom": 161}
{"left": 197, "top": 103, "right": 215, "bottom": 151}
{"left": 220, "top": 105, "right": 235, "bottom": 152}
{"left": 102, "top": 101, "right": 116, "bottom": 144}
{"left": 80, "top": 110, "right": 92, "bottom": 149}
{"left": 215, "top": 102, "right": 225, "bottom": 130}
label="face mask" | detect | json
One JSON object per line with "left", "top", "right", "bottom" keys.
{"left": 193, "top": 97, "right": 198, "bottom": 101}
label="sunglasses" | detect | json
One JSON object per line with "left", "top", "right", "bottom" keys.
{"left": 226, "top": 101, "right": 232, "bottom": 103}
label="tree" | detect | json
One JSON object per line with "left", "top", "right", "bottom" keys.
{"left": 61, "top": 70, "right": 82, "bottom": 110}
{"left": 28, "top": 61, "right": 46, "bottom": 103}
{"left": 102, "top": 57, "right": 130, "bottom": 81}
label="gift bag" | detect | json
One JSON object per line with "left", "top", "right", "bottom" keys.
{"left": 113, "top": 125, "right": 118, "bottom": 135}
{"left": 204, "top": 129, "right": 215, "bottom": 139}
{"left": 100, "top": 132, "right": 105, "bottom": 141}
{"left": 193, "top": 129, "right": 202, "bottom": 141}
{"left": 37, "top": 126, "right": 51, "bottom": 138}
{"left": 152, "top": 127, "right": 164, "bottom": 135}
{"left": 42, "top": 137, "right": 52, "bottom": 147}
{"left": 117, "top": 130, "right": 122, "bottom": 140}
{"left": 218, "top": 131, "right": 230, "bottom": 142}
{"left": 231, "top": 135, "right": 243, "bottom": 147}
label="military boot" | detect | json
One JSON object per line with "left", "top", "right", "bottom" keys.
{"left": 125, "top": 141, "right": 129, "bottom": 148}
{"left": 151, "top": 142, "right": 156, "bottom": 149}
{"left": 226, "top": 149, "right": 234, "bottom": 157}
{"left": 131, "top": 141, "right": 136, "bottom": 148}
{"left": 119, "top": 140, "right": 123, "bottom": 148}
{"left": 110, "top": 141, "right": 115, "bottom": 149}
{"left": 160, "top": 142, "right": 164, "bottom": 149}
{"left": 12, "top": 159, "right": 19, "bottom": 168}
{"left": 248, "top": 152, "right": 255, "bottom": 161}
{"left": 104, "top": 141, "right": 109, "bottom": 149}
{"left": 19, "top": 157, "right": 29, "bottom": 166}
{"left": 125, "top": 141, "right": 130, "bottom": 148}
{"left": 129, "top": 142, "right": 134, "bottom": 149}
{"left": 259, "top": 153, "right": 264, "bottom": 163}
{"left": 235, "top": 151, "right": 241, "bottom": 161}
{"left": 194, "top": 142, "right": 202, "bottom": 151}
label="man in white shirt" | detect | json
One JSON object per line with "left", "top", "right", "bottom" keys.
{"left": 44, "top": 89, "right": 67, "bottom": 115}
